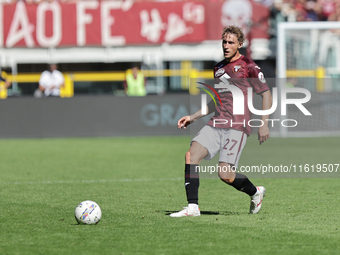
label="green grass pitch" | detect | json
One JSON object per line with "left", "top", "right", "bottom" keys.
{"left": 0, "top": 136, "right": 339, "bottom": 255}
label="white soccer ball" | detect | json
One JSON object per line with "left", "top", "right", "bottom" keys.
{"left": 74, "top": 200, "right": 102, "bottom": 225}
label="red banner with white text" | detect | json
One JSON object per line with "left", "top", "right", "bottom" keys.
{"left": 0, "top": 0, "right": 269, "bottom": 48}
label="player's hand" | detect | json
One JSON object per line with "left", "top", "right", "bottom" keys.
{"left": 177, "top": 116, "right": 191, "bottom": 129}
{"left": 258, "top": 125, "right": 269, "bottom": 145}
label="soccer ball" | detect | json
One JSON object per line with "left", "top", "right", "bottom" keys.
{"left": 74, "top": 200, "right": 102, "bottom": 225}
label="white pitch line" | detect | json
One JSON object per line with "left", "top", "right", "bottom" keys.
{"left": 2, "top": 177, "right": 182, "bottom": 185}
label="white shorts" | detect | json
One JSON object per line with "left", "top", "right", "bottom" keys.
{"left": 191, "top": 126, "right": 247, "bottom": 168}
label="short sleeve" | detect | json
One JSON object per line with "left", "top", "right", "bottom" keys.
{"left": 248, "top": 63, "right": 269, "bottom": 94}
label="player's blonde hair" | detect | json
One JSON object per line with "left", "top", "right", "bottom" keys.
{"left": 222, "top": 26, "right": 245, "bottom": 45}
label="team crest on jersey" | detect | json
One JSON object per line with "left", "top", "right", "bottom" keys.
{"left": 215, "top": 68, "right": 225, "bottom": 77}
{"left": 233, "top": 65, "right": 241, "bottom": 73}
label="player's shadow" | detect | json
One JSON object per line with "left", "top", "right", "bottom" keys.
{"left": 164, "top": 210, "right": 242, "bottom": 216}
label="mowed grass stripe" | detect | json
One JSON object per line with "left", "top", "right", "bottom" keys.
{"left": 2, "top": 177, "right": 182, "bottom": 185}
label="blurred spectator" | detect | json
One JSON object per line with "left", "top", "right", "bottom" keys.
{"left": 0, "top": 72, "right": 12, "bottom": 90}
{"left": 327, "top": 0, "right": 340, "bottom": 20}
{"left": 304, "top": 0, "right": 321, "bottom": 21}
{"left": 319, "top": 0, "right": 337, "bottom": 20}
{"left": 38, "top": 64, "right": 64, "bottom": 97}
{"left": 124, "top": 63, "right": 147, "bottom": 97}
{"left": 270, "top": 0, "right": 297, "bottom": 23}
{"left": 269, "top": 0, "right": 340, "bottom": 22}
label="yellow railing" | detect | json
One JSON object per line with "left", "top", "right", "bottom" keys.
{"left": 6, "top": 70, "right": 213, "bottom": 82}
{"left": 286, "top": 66, "right": 326, "bottom": 92}
{"left": 0, "top": 66, "right": 327, "bottom": 99}
{"left": 1, "top": 69, "right": 214, "bottom": 99}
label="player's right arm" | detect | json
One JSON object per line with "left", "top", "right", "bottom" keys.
{"left": 178, "top": 100, "right": 215, "bottom": 129}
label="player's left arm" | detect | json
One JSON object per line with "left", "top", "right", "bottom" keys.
{"left": 248, "top": 62, "right": 272, "bottom": 145}
{"left": 258, "top": 90, "right": 272, "bottom": 145}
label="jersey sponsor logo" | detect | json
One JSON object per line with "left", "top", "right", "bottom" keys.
{"left": 215, "top": 68, "right": 225, "bottom": 77}
{"left": 233, "top": 65, "right": 241, "bottom": 73}
{"left": 219, "top": 73, "right": 231, "bottom": 84}
{"left": 258, "top": 72, "right": 266, "bottom": 83}
{"left": 217, "top": 88, "right": 230, "bottom": 93}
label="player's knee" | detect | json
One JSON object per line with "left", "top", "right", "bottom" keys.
{"left": 220, "top": 177, "right": 234, "bottom": 184}
{"left": 218, "top": 171, "right": 234, "bottom": 184}
{"left": 185, "top": 151, "right": 191, "bottom": 164}
{"left": 185, "top": 150, "right": 201, "bottom": 164}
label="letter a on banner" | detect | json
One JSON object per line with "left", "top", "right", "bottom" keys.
{"left": 6, "top": 2, "right": 35, "bottom": 47}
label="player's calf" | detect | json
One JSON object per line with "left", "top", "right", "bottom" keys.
{"left": 227, "top": 173, "right": 257, "bottom": 196}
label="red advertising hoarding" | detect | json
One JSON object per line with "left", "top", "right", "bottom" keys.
{"left": 0, "top": 0, "right": 269, "bottom": 48}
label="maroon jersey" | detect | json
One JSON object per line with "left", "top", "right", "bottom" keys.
{"left": 207, "top": 55, "right": 269, "bottom": 135}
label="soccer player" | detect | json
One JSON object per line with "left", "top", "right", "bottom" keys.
{"left": 170, "top": 26, "right": 272, "bottom": 217}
